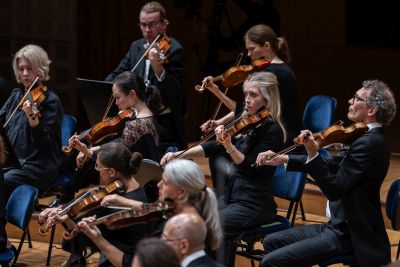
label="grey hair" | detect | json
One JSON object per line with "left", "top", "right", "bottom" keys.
{"left": 164, "top": 159, "right": 223, "bottom": 250}
{"left": 363, "top": 80, "right": 397, "bottom": 126}
{"left": 244, "top": 71, "right": 287, "bottom": 142}
{"left": 12, "top": 44, "right": 51, "bottom": 83}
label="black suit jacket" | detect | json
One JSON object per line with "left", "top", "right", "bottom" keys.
{"left": 106, "top": 37, "right": 187, "bottom": 149}
{"left": 288, "top": 127, "right": 391, "bottom": 267}
{"left": 187, "top": 255, "right": 225, "bottom": 267}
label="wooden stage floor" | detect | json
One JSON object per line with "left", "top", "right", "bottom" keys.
{"left": 7, "top": 155, "right": 400, "bottom": 266}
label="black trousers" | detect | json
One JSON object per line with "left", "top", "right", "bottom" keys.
{"left": 261, "top": 223, "right": 352, "bottom": 267}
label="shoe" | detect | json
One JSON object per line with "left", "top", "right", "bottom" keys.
{"left": 62, "top": 254, "right": 86, "bottom": 267}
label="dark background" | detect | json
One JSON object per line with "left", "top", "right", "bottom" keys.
{"left": 0, "top": 0, "right": 399, "bottom": 151}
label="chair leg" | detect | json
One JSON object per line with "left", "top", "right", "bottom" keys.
{"left": 300, "top": 200, "right": 306, "bottom": 221}
{"left": 396, "top": 240, "right": 400, "bottom": 260}
{"left": 291, "top": 202, "right": 299, "bottom": 226}
{"left": 287, "top": 201, "right": 294, "bottom": 220}
{"left": 46, "top": 224, "right": 57, "bottom": 266}
{"left": 13, "top": 231, "right": 27, "bottom": 264}
{"left": 27, "top": 228, "right": 33, "bottom": 248}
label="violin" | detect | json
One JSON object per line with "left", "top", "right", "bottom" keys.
{"left": 217, "top": 107, "right": 271, "bottom": 144}
{"left": 3, "top": 76, "right": 47, "bottom": 127}
{"left": 131, "top": 32, "right": 171, "bottom": 73}
{"left": 194, "top": 58, "right": 270, "bottom": 92}
{"left": 38, "top": 179, "right": 125, "bottom": 236}
{"left": 63, "top": 200, "right": 175, "bottom": 240}
{"left": 174, "top": 107, "right": 271, "bottom": 159}
{"left": 153, "top": 33, "right": 171, "bottom": 64}
{"left": 62, "top": 109, "right": 136, "bottom": 153}
{"left": 28, "top": 82, "right": 47, "bottom": 118}
{"left": 267, "top": 121, "right": 368, "bottom": 161}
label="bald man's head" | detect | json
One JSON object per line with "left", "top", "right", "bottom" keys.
{"left": 162, "top": 213, "right": 207, "bottom": 260}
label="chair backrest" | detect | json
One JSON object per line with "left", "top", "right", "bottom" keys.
{"left": 135, "top": 159, "right": 163, "bottom": 186}
{"left": 272, "top": 164, "right": 306, "bottom": 202}
{"left": 6, "top": 185, "right": 39, "bottom": 230}
{"left": 61, "top": 114, "right": 78, "bottom": 147}
{"left": 303, "top": 95, "right": 337, "bottom": 132}
{"left": 386, "top": 179, "right": 400, "bottom": 230}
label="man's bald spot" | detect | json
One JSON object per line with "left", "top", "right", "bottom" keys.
{"left": 167, "top": 213, "right": 207, "bottom": 248}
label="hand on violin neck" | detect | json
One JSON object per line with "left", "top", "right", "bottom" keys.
{"left": 148, "top": 48, "right": 165, "bottom": 76}
{"left": 298, "top": 130, "right": 319, "bottom": 158}
{"left": 202, "top": 76, "right": 219, "bottom": 93}
{"left": 215, "top": 125, "right": 230, "bottom": 145}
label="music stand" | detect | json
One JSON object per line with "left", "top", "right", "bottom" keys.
{"left": 0, "top": 127, "right": 21, "bottom": 169}
{"left": 77, "top": 78, "right": 117, "bottom": 125}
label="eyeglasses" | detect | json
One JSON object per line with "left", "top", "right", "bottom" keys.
{"left": 138, "top": 20, "right": 161, "bottom": 29}
{"left": 95, "top": 163, "right": 110, "bottom": 171}
{"left": 351, "top": 94, "right": 367, "bottom": 104}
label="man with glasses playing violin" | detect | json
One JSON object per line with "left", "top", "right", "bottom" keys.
{"left": 106, "top": 1, "right": 187, "bottom": 153}
{"left": 256, "top": 80, "right": 397, "bottom": 267}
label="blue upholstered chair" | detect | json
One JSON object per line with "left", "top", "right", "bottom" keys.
{"left": 298, "top": 95, "right": 337, "bottom": 219}
{"left": 0, "top": 248, "right": 14, "bottom": 266}
{"left": 234, "top": 164, "right": 306, "bottom": 267}
{"left": 302, "top": 95, "right": 337, "bottom": 156}
{"left": 386, "top": 179, "right": 400, "bottom": 260}
{"left": 272, "top": 164, "right": 307, "bottom": 226}
{"left": 47, "top": 114, "right": 78, "bottom": 190}
{"left": 319, "top": 178, "right": 400, "bottom": 266}
{"left": 6, "top": 185, "right": 39, "bottom": 265}
{"left": 40, "top": 113, "right": 77, "bottom": 266}
{"left": 303, "top": 95, "right": 337, "bottom": 132}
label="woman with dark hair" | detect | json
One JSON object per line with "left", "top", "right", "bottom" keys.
{"left": 40, "top": 142, "right": 149, "bottom": 267}
{"left": 57, "top": 71, "right": 161, "bottom": 204}
{"left": 71, "top": 70, "right": 161, "bottom": 164}
{"left": 201, "top": 24, "right": 301, "bottom": 146}
{"left": 132, "top": 238, "right": 180, "bottom": 267}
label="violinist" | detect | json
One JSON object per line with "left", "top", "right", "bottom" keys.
{"left": 256, "top": 80, "right": 397, "bottom": 267}
{"left": 61, "top": 71, "right": 161, "bottom": 203}
{"left": 200, "top": 24, "right": 301, "bottom": 146}
{"left": 78, "top": 159, "right": 222, "bottom": 267}
{"left": 106, "top": 1, "right": 187, "bottom": 153}
{"left": 0, "top": 44, "right": 63, "bottom": 201}
{"left": 40, "top": 143, "right": 149, "bottom": 267}
{"left": 161, "top": 72, "right": 286, "bottom": 267}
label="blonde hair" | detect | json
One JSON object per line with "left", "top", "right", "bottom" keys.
{"left": 244, "top": 71, "right": 287, "bottom": 142}
{"left": 12, "top": 44, "right": 51, "bottom": 83}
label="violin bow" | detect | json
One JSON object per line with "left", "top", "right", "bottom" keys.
{"left": 4, "top": 76, "right": 39, "bottom": 128}
{"left": 131, "top": 33, "right": 162, "bottom": 73}
{"left": 204, "top": 53, "right": 244, "bottom": 132}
